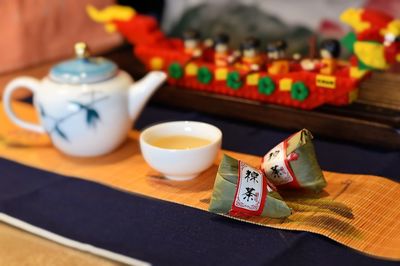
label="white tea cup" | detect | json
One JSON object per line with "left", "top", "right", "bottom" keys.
{"left": 140, "top": 121, "right": 222, "bottom": 181}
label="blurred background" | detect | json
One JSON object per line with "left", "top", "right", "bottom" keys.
{"left": 2, "top": 0, "right": 399, "bottom": 74}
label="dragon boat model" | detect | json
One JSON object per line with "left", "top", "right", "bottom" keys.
{"left": 87, "top": 5, "right": 400, "bottom": 110}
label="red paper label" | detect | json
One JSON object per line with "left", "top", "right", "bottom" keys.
{"left": 229, "top": 161, "right": 268, "bottom": 217}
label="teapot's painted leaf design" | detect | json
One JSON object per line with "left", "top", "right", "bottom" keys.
{"left": 70, "top": 100, "right": 101, "bottom": 128}
{"left": 39, "top": 104, "right": 46, "bottom": 117}
{"left": 39, "top": 92, "right": 108, "bottom": 143}
{"left": 86, "top": 109, "right": 101, "bottom": 128}
{"left": 54, "top": 125, "right": 69, "bottom": 141}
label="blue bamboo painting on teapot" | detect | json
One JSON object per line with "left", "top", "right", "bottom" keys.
{"left": 39, "top": 91, "right": 109, "bottom": 142}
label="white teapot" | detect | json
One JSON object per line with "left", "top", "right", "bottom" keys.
{"left": 3, "top": 42, "right": 166, "bottom": 157}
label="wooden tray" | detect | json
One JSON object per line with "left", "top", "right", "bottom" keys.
{"left": 107, "top": 46, "right": 400, "bottom": 150}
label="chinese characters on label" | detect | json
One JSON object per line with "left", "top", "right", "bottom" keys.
{"left": 232, "top": 161, "right": 266, "bottom": 212}
{"left": 242, "top": 187, "right": 256, "bottom": 201}
{"left": 261, "top": 142, "right": 295, "bottom": 185}
{"left": 244, "top": 169, "right": 259, "bottom": 183}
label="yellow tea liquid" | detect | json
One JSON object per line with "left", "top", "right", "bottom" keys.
{"left": 150, "top": 135, "right": 211, "bottom": 149}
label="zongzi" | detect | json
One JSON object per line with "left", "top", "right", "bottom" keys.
{"left": 209, "top": 154, "right": 292, "bottom": 218}
{"left": 261, "top": 129, "right": 326, "bottom": 192}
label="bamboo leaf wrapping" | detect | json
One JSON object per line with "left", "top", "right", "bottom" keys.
{"left": 278, "top": 129, "right": 326, "bottom": 191}
{"left": 209, "top": 154, "right": 292, "bottom": 218}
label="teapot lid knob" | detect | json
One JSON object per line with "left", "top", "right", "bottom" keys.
{"left": 74, "top": 42, "right": 90, "bottom": 59}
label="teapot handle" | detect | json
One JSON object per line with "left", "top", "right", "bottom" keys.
{"left": 3, "top": 77, "right": 46, "bottom": 133}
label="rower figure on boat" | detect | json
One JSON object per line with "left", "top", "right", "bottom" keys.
{"left": 319, "top": 39, "right": 341, "bottom": 75}
{"left": 301, "top": 39, "right": 341, "bottom": 75}
{"left": 213, "top": 33, "right": 230, "bottom": 67}
{"left": 183, "top": 29, "right": 203, "bottom": 58}
{"left": 266, "top": 40, "right": 290, "bottom": 75}
{"left": 236, "top": 37, "right": 263, "bottom": 71}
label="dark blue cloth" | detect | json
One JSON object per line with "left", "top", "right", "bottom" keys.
{"left": 1, "top": 103, "right": 399, "bottom": 266}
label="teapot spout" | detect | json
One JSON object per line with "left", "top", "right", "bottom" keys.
{"left": 128, "top": 71, "right": 167, "bottom": 121}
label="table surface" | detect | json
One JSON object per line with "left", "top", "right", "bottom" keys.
{"left": 1, "top": 63, "right": 400, "bottom": 266}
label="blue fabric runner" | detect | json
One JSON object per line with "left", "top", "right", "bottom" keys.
{"left": 1, "top": 103, "right": 399, "bottom": 265}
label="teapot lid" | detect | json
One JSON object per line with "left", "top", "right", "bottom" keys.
{"left": 49, "top": 42, "right": 118, "bottom": 84}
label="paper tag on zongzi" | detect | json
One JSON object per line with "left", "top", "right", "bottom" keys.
{"left": 229, "top": 161, "right": 267, "bottom": 216}
{"left": 261, "top": 142, "right": 295, "bottom": 185}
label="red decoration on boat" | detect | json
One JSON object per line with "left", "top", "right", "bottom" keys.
{"left": 87, "top": 5, "right": 400, "bottom": 110}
